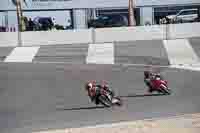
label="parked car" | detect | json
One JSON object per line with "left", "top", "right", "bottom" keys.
{"left": 165, "top": 8, "right": 199, "bottom": 23}
{"left": 197, "top": 8, "right": 200, "bottom": 22}
{"left": 88, "top": 14, "right": 128, "bottom": 28}
{"left": 33, "top": 17, "right": 54, "bottom": 31}
{"left": 0, "top": 26, "right": 6, "bottom": 32}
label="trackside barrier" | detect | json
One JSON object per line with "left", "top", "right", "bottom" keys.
{"left": 94, "top": 25, "right": 166, "bottom": 43}
{"left": 0, "top": 32, "right": 18, "bottom": 47}
{"left": 0, "top": 22, "right": 200, "bottom": 47}
{"left": 168, "top": 22, "right": 200, "bottom": 40}
{"left": 21, "top": 29, "right": 93, "bottom": 46}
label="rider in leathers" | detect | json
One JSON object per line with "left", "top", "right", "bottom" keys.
{"left": 144, "top": 71, "right": 162, "bottom": 93}
{"left": 86, "top": 82, "right": 112, "bottom": 105}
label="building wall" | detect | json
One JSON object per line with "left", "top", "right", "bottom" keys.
{"left": 0, "top": 0, "right": 200, "bottom": 29}
{"left": 140, "top": 7, "right": 153, "bottom": 26}
{"left": 0, "top": 12, "right": 7, "bottom": 26}
{"left": 0, "top": 0, "right": 8, "bottom": 10}
{"left": 73, "top": 9, "right": 88, "bottom": 29}
{"left": 7, "top": 11, "right": 18, "bottom": 31}
{"left": 1, "top": 0, "right": 200, "bottom": 10}
{"left": 136, "top": 0, "right": 200, "bottom": 6}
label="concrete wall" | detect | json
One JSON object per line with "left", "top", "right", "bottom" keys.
{"left": 94, "top": 25, "right": 165, "bottom": 43}
{"left": 0, "top": 23, "right": 200, "bottom": 47}
{"left": 94, "top": 23, "right": 200, "bottom": 43}
{"left": 22, "top": 29, "right": 93, "bottom": 46}
{"left": 168, "top": 22, "right": 200, "bottom": 39}
{"left": 140, "top": 7, "right": 153, "bottom": 26}
{"left": 73, "top": 9, "right": 88, "bottom": 29}
{"left": 0, "top": 32, "right": 17, "bottom": 47}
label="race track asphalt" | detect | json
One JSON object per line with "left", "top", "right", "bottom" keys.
{"left": 1, "top": 40, "right": 170, "bottom": 66}
{"left": 33, "top": 44, "right": 88, "bottom": 64}
{"left": 0, "top": 63, "right": 200, "bottom": 133}
{"left": 189, "top": 37, "right": 200, "bottom": 59}
{"left": 115, "top": 40, "right": 169, "bottom": 65}
{"left": 0, "top": 47, "right": 14, "bottom": 61}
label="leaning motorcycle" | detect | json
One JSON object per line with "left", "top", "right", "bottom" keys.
{"left": 98, "top": 88, "right": 122, "bottom": 107}
{"left": 150, "top": 77, "right": 171, "bottom": 95}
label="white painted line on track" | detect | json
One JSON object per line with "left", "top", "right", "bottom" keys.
{"left": 31, "top": 61, "right": 200, "bottom": 72}
{"left": 163, "top": 39, "right": 200, "bottom": 65}
{"left": 4, "top": 47, "right": 40, "bottom": 62}
{"left": 170, "top": 64, "right": 200, "bottom": 71}
{"left": 27, "top": 61, "right": 173, "bottom": 69}
{"left": 86, "top": 43, "right": 114, "bottom": 64}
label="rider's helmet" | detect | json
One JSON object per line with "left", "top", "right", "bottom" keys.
{"left": 85, "top": 82, "right": 93, "bottom": 91}
{"left": 155, "top": 73, "right": 161, "bottom": 79}
{"left": 144, "top": 71, "right": 150, "bottom": 78}
{"left": 149, "top": 72, "right": 156, "bottom": 79}
{"left": 88, "top": 82, "right": 93, "bottom": 88}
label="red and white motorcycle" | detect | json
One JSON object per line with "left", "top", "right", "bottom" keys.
{"left": 98, "top": 87, "right": 122, "bottom": 107}
{"left": 86, "top": 82, "right": 122, "bottom": 107}
{"left": 150, "top": 76, "right": 171, "bottom": 95}
{"left": 144, "top": 71, "right": 171, "bottom": 95}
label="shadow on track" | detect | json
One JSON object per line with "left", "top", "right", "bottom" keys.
{"left": 56, "top": 94, "right": 166, "bottom": 111}
{"left": 119, "top": 93, "right": 165, "bottom": 98}
{"left": 56, "top": 105, "right": 107, "bottom": 111}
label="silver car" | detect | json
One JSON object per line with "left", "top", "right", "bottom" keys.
{"left": 166, "top": 9, "right": 198, "bottom": 23}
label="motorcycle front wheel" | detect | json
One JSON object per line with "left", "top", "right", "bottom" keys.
{"left": 163, "top": 88, "right": 171, "bottom": 95}
{"left": 160, "top": 85, "right": 171, "bottom": 95}
{"left": 112, "top": 97, "right": 123, "bottom": 106}
{"left": 98, "top": 95, "right": 112, "bottom": 107}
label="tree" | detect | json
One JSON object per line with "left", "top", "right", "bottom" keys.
{"left": 128, "top": 0, "right": 136, "bottom": 26}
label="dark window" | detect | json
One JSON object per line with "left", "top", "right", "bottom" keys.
{"left": 96, "top": 8, "right": 140, "bottom": 26}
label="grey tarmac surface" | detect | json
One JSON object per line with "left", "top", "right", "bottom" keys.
{"left": 31, "top": 40, "right": 170, "bottom": 65}
{"left": 33, "top": 44, "right": 89, "bottom": 63}
{"left": 1, "top": 38, "right": 199, "bottom": 65}
{"left": 189, "top": 37, "right": 200, "bottom": 60}
{"left": 0, "top": 63, "right": 200, "bottom": 133}
{"left": 114, "top": 40, "right": 170, "bottom": 66}
{"left": 0, "top": 47, "right": 14, "bottom": 61}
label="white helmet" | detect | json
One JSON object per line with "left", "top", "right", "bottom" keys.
{"left": 88, "top": 82, "right": 93, "bottom": 89}
{"left": 85, "top": 82, "right": 93, "bottom": 91}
